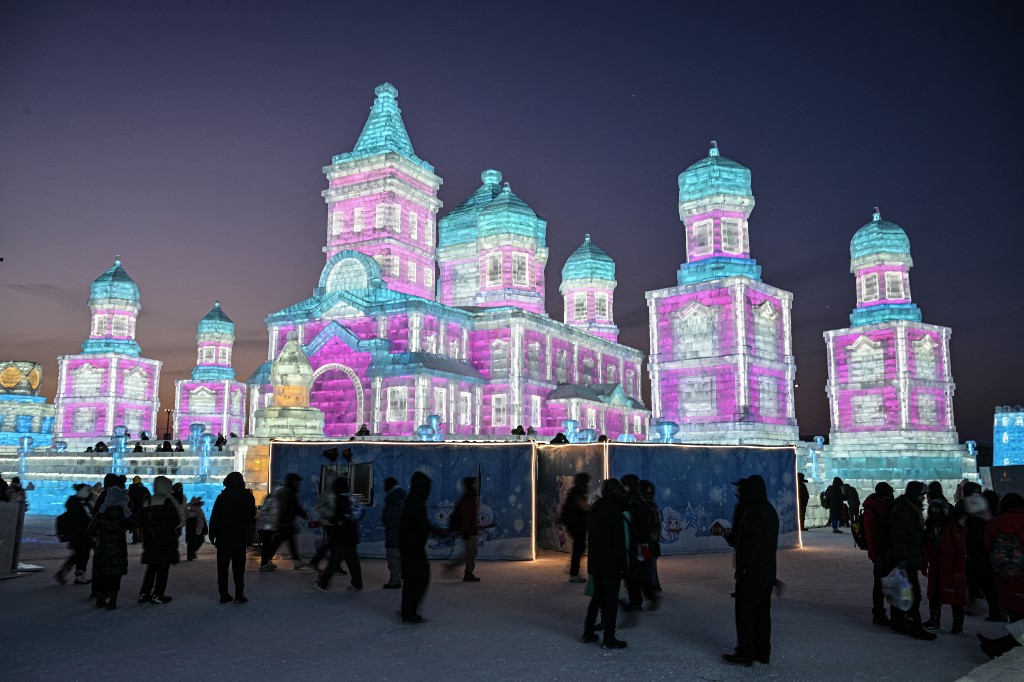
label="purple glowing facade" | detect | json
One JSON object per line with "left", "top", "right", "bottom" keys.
{"left": 54, "top": 258, "right": 162, "bottom": 448}
{"left": 247, "top": 84, "right": 649, "bottom": 439}
{"left": 646, "top": 144, "right": 798, "bottom": 445}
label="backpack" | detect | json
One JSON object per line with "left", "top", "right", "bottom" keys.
{"left": 56, "top": 511, "right": 72, "bottom": 542}
{"left": 258, "top": 492, "right": 281, "bottom": 531}
{"left": 990, "top": 532, "right": 1024, "bottom": 579}
{"left": 820, "top": 491, "right": 830, "bottom": 509}
{"left": 850, "top": 510, "right": 868, "bottom": 550}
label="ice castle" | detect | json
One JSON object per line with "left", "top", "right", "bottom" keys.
{"left": 0, "top": 361, "right": 55, "bottom": 454}
{"left": 245, "top": 83, "right": 650, "bottom": 439}
{"left": 645, "top": 143, "right": 799, "bottom": 445}
{"left": 994, "top": 406, "right": 1024, "bottom": 466}
{"left": 819, "top": 210, "right": 975, "bottom": 493}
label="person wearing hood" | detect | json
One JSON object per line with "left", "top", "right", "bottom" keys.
{"left": 88, "top": 484, "right": 132, "bottom": 609}
{"left": 447, "top": 476, "right": 481, "bottom": 582}
{"left": 886, "top": 481, "right": 937, "bottom": 640}
{"left": 186, "top": 497, "right": 208, "bottom": 560}
{"left": 863, "top": 482, "right": 894, "bottom": 626}
{"left": 621, "top": 474, "right": 658, "bottom": 612}
{"left": 399, "top": 471, "right": 449, "bottom": 623}
{"left": 127, "top": 476, "right": 151, "bottom": 544}
{"left": 825, "top": 477, "right": 847, "bottom": 533}
{"left": 581, "top": 478, "right": 630, "bottom": 650}
{"left": 209, "top": 472, "right": 256, "bottom": 604}
{"left": 722, "top": 475, "right": 779, "bottom": 666}
{"left": 262, "top": 473, "right": 308, "bottom": 570}
{"left": 922, "top": 489, "right": 953, "bottom": 629}
{"left": 843, "top": 484, "right": 861, "bottom": 525}
{"left": 314, "top": 475, "right": 363, "bottom": 592}
{"left": 381, "top": 477, "right": 407, "bottom": 589}
{"left": 6, "top": 476, "right": 26, "bottom": 505}
{"left": 924, "top": 502, "right": 967, "bottom": 633}
{"left": 55, "top": 484, "right": 94, "bottom": 585}
{"left": 979, "top": 493, "right": 1024, "bottom": 658}
{"left": 561, "top": 472, "right": 591, "bottom": 584}
{"left": 137, "top": 476, "right": 183, "bottom": 604}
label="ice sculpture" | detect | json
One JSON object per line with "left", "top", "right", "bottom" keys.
{"left": 821, "top": 210, "right": 975, "bottom": 494}
{"left": 246, "top": 84, "right": 650, "bottom": 440}
{"left": 646, "top": 143, "right": 799, "bottom": 445}
{"left": 174, "top": 300, "right": 246, "bottom": 438}
{"left": 53, "top": 258, "right": 162, "bottom": 449}
{"left": 0, "top": 361, "right": 55, "bottom": 453}
{"left": 994, "top": 406, "right": 1024, "bottom": 466}
{"left": 252, "top": 334, "right": 325, "bottom": 439}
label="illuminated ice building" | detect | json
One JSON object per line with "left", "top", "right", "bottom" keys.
{"left": 53, "top": 258, "right": 162, "bottom": 450}
{"left": 246, "top": 83, "right": 649, "bottom": 439}
{"left": 0, "top": 361, "right": 55, "bottom": 455}
{"left": 645, "top": 143, "right": 798, "bottom": 445}
{"left": 174, "top": 301, "right": 247, "bottom": 439}
{"left": 993, "top": 406, "right": 1024, "bottom": 466}
{"left": 820, "top": 210, "right": 974, "bottom": 492}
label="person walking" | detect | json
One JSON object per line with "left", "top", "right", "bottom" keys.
{"left": 581, "top": 478, "right": 630, "bottom": 650}
{"left": 562, "top": 472, "right": 591, "bottom": 584}
{"left": 640, "top": 480, "right": 663, "bottom": 592}
{"left": 621, "top": 474, "right": 657, "bottom": 612}
{"left": 863, "top": 482, "right": 894, "bottom": 626}
{"left": 963, "top": 483, "right": 1004, "bottom": 621}
{"left": 185, "top": 497, "right": 208, "bottom": 561}
{"left": 399, "top": 471, "right": 448, "bottom": 623}
{"left": 448, "top": 477, "right": 481, "bottom": 582}
{"left": 886, "top": 481, "right": 937, "bottom": 640}
{"left": 127, "top": 476, "right": 151, "bottom": 544}
{"left": 797, "top": 474, "right": 810, "bottom": 531}
{"left": 209, "top": 471, "right": 256, "bottom": 604}
{"left": 55, "top": 484, "right": 94, "bottom": 585}
{"left": 825, "top": 477, "right": 847, "bottom": 533}
{"left": 721, "top": 475, "right": 779, "bottom": 666}
{"left": 979, "top": 493, "right": 1024, "bottom": 658}
{"left": 88, "top": 484, "right": 132, "bottom": 610}
{"left": 262, "top": 473, "right": 308, "bottom": 570}
{"left": 314, "top": 476, "right": 363, "bottom": 592}
{"left": 381, "top": 477, "right": 406, "bottom": 589}
{"left": 137, "top": 476, "right": 182, "bottom": 604}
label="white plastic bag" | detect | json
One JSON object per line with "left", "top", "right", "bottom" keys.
{"left": 881, "top": 567, "right": 914, "bottom": 612}
{"left": 1008, "top": 618, "right": 1024, "bottom": 646}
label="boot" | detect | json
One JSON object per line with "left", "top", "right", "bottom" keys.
{"left": 978, "top": 633, "right": 1020, "bottom": 659}
{"left": 907, "top": 613, "right": 937, "bottom": 641}
{"left": 871, "top": 610, "right": 891, "bottom": 627}
{"left": 890, "top": 609, "right": 909, "bottom": 635}
{"left": 73, "top": 570, "right": 91, "bottom": 585}
{"left": 950, "top": 606, "right": 965, "bottom": 635}
{"left": 105, "top": 592, "right": 118, "bottom": 610}
{"left": 94, "top": 593, "right": 108, "bottom": 609}
{"left": 54, "top": 567, "right": 68, "bottom": 585}
{"left": 923, "top": 604, "right": 941, "bottom": 629}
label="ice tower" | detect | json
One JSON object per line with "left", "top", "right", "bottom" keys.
{"left": 646, "top": 143, "right": 798, "bottom": 445}
{"left": 560, "top": 234, "right": 618, "bottom": 342}
{"left": 822, "top": 210, "right": 973, "bottom": 492}
{"left": 0, "top": 361, "right": 55, "bottom": 453}
{"left": 994, "top": 406, "right": 1024, "bottom": 466}
{"left": 253, "top": 335, "right": 324, "bottom": 438}
{"left": 174, "top": 301, "right": 246, "bottom": 439}
{"left": 54, "top": 258, "right": 162, "bottom": 448}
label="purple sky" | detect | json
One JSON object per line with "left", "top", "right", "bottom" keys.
{"left": 2, "top": 1, "right": 1022, "bottom": 442}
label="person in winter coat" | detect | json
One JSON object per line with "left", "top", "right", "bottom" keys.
{"left": 843, "top": 484, "right": 861, "bottom": 524}
{"left": 863, "top": 482, "right": 894, "bottom": 626}
{"left": 314, "top": 476, "right": 363, "bottom": 592}
{"left": 448, "top": 477, "right": 481, "bottom": 582}
{"left": 922, "top": 494, "right": 952, "bottom": 628}
{"left": 640, "top": 480, "right": 663, "bottom": 592}
{"left": 886, "top": 481, "right": 937, "bottom": 640}
{"left": 381, "top": 477, "right": 407, "bottom": 589}
{"left": 209, "top": 471, "right": 256, "bottom": 604}
{"left": 722, "top": 475, "right": 779, "bottom": 666}
{"left": 962, "top": 482, "right": 1003, "bottom": 621}
{"left": 6, "top": 476, "right": 26, "bottom": 505}
{"left": 262, "top": 473, "right": 308, "bottom": 570}
{"left": 797, "top": 474, "right": 810, "bottom": 531}
{"left": 0, "top": 474, "right": 8, "bottom": 501}
{"left": 55, "top": 484, "right": 94, "bottom": 585}
{"left": 562, "top": 472, "right": 591, "bottom": 584}
{"left": 137, "top": 476, "right": 182, "bottom": 604}
{"left": 89, "top": 485, "right": 132, "bottom": 609}
{"left": 621, "top": 474, "right": 658, "bottom": 611}
{"left": 825, "top": 477, "right": 847, "bottom": 533}
{"left": 978, "top": 493, "right": 1024, "bottom": 659}
{"left": 127, "top": 476, "right": 151, "bottom": 544}
{"left": 581, "top": 478, "right": 630, "bottom": 650}
{"left": 923, "top": 503, "right": 967, "bottom": 633}
{"left": 399, "top": 471, "right": 449, "bottom": 623}
{"left": 185, "top": 497, "right": 208, "bottom": 561}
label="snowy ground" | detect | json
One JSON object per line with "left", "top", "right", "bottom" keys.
{"left": 2, "top": 518, "right": 1002, "bottom": 681}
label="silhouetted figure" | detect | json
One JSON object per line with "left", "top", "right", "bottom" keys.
{"left": 132, "top": 441, "right": 144, "bottom": 453}
{"left": 448, "top": 477, "right": 480, "bottom": 582}
{"left": 887, "top": 481, "right": 937, "bottom": 641}
{"left": 209, "top": 472, "right": 256, "bottom": 604}
{"left": 228, "top": 432, "right": 238, "bottom": 438}
{"left": 526, "top": 426, "right": 537, "bottom": 436}
{"left": 315, "top": 476, "right": 363, "bottom": 591}
{"left": 381, "top": 477, "right": 407, "bottom": 589}
{"left": 137, "top": 476, "right": 182, "bottom": 605}
{"left": 215, "top": 433, "right": 227, "bottom": 451}
{"left": 399, "top": 471, "right": 448, "bottom": 623}
{"left": 797, "top": 473, "right": 810, "bottom": 531}
{"left": 550, "top": 433, "right": 569, "bottom": 444}
{"left": 355, "top": 424, "right": 370, "bottom": 437}
{"left": 55, "top": 484, "right": 94, "bottom": 585}
{"left": 94, "top": 441, "right": 109, "bottom": 453}
{"left": 161, "top": 440, "right": 172, "bottom": 452}
{"left": 127, "top": 476, "right": 151, "bottom": 544}
{"left": 581, "top": 478, "right": 629, "bottom": 649}
{"left": 563, "top": 472, "right": 591, "bottom": 583}
{"left": 511, "top": 425, "right": 525, "bottom": 436}
{"left": 173, "top": 440, "right": 184, "bottom": 452}
{"left": 140, "top": 431, "right": 150, "bottom": 441}
{"left": 89, "top": 486, "right": 131, "bottom": 609}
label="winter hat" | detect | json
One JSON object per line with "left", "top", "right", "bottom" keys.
{"left": 875, "top": 482, "right": 894, "bottom": 496}
{"left": 188, "top": 496, "right": 204, "bottom": 506}
{"left": 133, "top": 476, "right": 142, "bottom": 484}
{"left": 905, "top": 481, "right": 926, "bottom": 499}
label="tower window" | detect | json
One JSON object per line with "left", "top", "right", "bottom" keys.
{"left": 459, "top": 392, "right": 472, "bottom": 425}
{"left": 426, "top": 220, "right": 434, "bottom": 246}
{"left": 486, "top": 253, "right": 503, "bottom": 287}
{"left": 386, "top": 386, "right": 408, "bottom": 422}
{"left": 330, "top": 210, "right": 344, "bottom": 236}
{"left": 375, "top": 203, "right": 387, "bottom": 230}
{"left": 189, "top": 387, "right": 217, "bottom": 415}
{"left": 721, "top": 219, "right": 743, "bottom": 254}
{"left": 912, "top": 337, "right": 938, "bottom": 379}
{"left": 574, "top": 293, "right": 587, "bottom": 321}
{"left": 530, "top": 394, "right": 542, "bottom": 428}
{"left": 917, "top": 394, "right": 938, "bottom": 425}
{"left": 353, "top": 207, "right": 364, "bottom": 233}
{"left": 92, "top": 314, "right": 108, "bottom": 337}
{"left": 490, "top": 340, "right": 509, "bottom": 381}
{"left": 851, "top": 395, "right": 885, "bottom": 425}
{"left": 672, "top": 303, "right": 718, "bottom": 357}
{"left": 393, "top": 205, "right": 402, "bottom": 233}
{"left": 409, "top": 212, "right": 418, "bottom": 240}
{"left": 595, "top": 292, "right": 609, "bottom": 320}
{"left": 754, "top": 302, "right": 778, "bottom": 360}
{"left": 885, "top": 271, "right": 905, "bottom": 299}
{"left": 512, "top": 253, "right": 529, "bottom": 286}
{"left": 861, "top": 273, "right": 879, "bottom": 303}
{"left": 679, "top": 376, "right": 716, "bottom": 417}
{"left": 848, "top": 337, "right": 883, "bottom": 383}
{"left": 492, "top": 394, "right": 507, "bottom": 426}
{"left": 73, "top": 407, "right": 96, "bottom": 432}
{"left": 112, "top": 315, "right": 129, "bottom": 338}
{"left": 758, "top": 376, "right": 777, "bottom": 417}
{"left": 217, "top": 347, "right": 231, "bottom": 365}
{"left": 692, "top": 220, "right": 713, "bottom": 256}
{"left": 433, "top": 387, "right": 447, "bottom": 422}
{"left": 408, "top": 261, "right": 417, "bottom": 283}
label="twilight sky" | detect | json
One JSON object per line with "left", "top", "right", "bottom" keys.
{"left": 1, "top": 1, "right": 1022, "bottom": 443}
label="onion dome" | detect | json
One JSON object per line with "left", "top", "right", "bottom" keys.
{"left": 850, "top": 209, "right": 912, "bottom": 262}
{"left": 89, "top": 257, "right": 139, "bottom": 305}
{"left": 678, "top": 141, "right": 752, "bottom": 203}
{"left": 198, "top": 299, "right": 234, "bottom": 336}
{"left": 562, "top": 234, "right": 615, "bottom": 282}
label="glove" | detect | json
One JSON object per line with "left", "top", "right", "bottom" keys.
{"left": 637, "top": 544, "right": 651, "bottom": 562}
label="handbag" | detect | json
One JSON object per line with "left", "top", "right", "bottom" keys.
{"left": 881, "top": 567, "right": 914, "bottom": 612}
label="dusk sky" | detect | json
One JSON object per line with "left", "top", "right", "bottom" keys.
{"left": 2, "top": 1, "right": 1022, "bottom": 443}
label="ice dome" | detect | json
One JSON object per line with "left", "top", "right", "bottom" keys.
{"left": 850, "top": 210, "right": 912, "bottom": 262}
{"left": 478, "top": 182, "right": 545, "bottom": 241}
{"left": 678, "top": 142, "right": 752, "bottom": 203}
{"left": 562, "top": 234, "right": 615, "bottom": 282}
{"left": 198, "top": 299, "right": 234, "bottom": 336}
{"left": 89, "top": 257, "right": 139, "bottom": 304}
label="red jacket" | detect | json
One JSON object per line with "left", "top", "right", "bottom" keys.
{"left": 862, "top": 493, "right": 889, "bottom": 562}
{"left": 984, "top": 510, "right": 1024, "bottom": 613}
{"left": 925, "top": 521, "right": 967, "bottom": 605}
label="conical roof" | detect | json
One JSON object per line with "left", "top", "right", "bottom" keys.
{"left": 197, "top": 299, "right": 234, "bottom": 335}
{"left": 438, "top": 170, "right": 505, "bottom": 248}
{"left": 89, "top": 257, "right": 140, "bottom": 304}
{"left": 850, "top": 210, "right": 911, "bottom": 262}
{"left": 562, "top": 234, "right": 615, "bottom": 281}
{"left": 478, "top": 182, "right": 546, "bottom": 243}
{"left": 332, "top": 83, "right": 433, "bottom": 171}
{"left": 270, "top": 335, "right": 313, "bottom": 388}
{"left": 678, "top": 142, "right": 752, "bottom": 203}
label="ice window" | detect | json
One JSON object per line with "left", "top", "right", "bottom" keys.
{"left": 393, "top": 205, "right": 402, "bottom": 234}
{"left": 758, "top": 376, "right": 777, "bottom": 417}
{"left": 1017, "top": 417, "right": 1024, "bottom": 427}
{"left": 433, "top": 387, "right": 447, "bottom": 422}
{"left": 912, "top": 337, "right": 937, "bottom": 379}
{"left": 917, "top": 394, "right": 937, "bottom": 425}
{"left": 330, "top": 209, "right": 344, "bottom": 236}
{"left": 574, "top": 293, "right": 587, "bottom": 321}
{"left": 409, "top": 212, "right": 418, "bottom": 240}
{"left": 1004, "top": 432, "right": 1010, "bottom": 444}
{"left": 754, "top": 303, "right": 778, "bottom": 360}
{"left": 231, "top": 391, "right": 243, "bottom": 416}
{"left": 531, "top": 394, "right": 542, "bottom": 428}
{"left": 426, "top": 220, "right": 434, "bottom": 246}
{"left": 721, "top": 219, "right": 743, "bottom": 254}
{"left": 486, "top": 253, "right": 503, "bottom": 287}
{"left": 386, "top": 386, "right": 408, "bottom": 422}
{"left": 375, "top": 203, "right": 387, "bottom": 230}
{"left": 190, "top": 388, "right": 216, "bottom": 414}
{"left": 672, "top": 303, "right": 717, "bottom": 357}
{"left": 201, "top": 346, "right": 216, "bottom": 364}
{"left": 586, "top": 408, "right": 596, "bottom": 430}
{"left": 353, "top": 207, "right": 363, "bottom": 233}
{"left": 490, "top": 340, "right": 509, "bottom": 381}
{"left": 556, "top": 350, "right": 569, "bottom": 383}
{"left": 861, "top": 273, "right": 879, "bottom": 303}
{"left": 692, "top": 220, "right": 713, "bottom": 256}
{"left": 512, "top": 253, "right": 529, "bottom": 286}
{"left": 424, "top": 267, "right": 434, "bottom": 291}
{"left": 885, "top": 271, "right": 904, "bottom": 299}
{"left": 123, "top": 368, "right": 148, "bottom": 400}
{"left": 124, "top": 409, "right": 143, "bottom": 433}
{"left": 112, "top": 316, "right": 129, "bottom": 337}
{"left": 408, "top": 261, "right": 417, "bottom": 283}
{"left": 72, "top": 364, "right": 104, "bottom": 398}
{"left": 128, "top": 317, "right": 136, "bottom": 338}
{"left": 492, "top": 394, "right": 507, "bottom": 426}
{"left": 633, "top": 415, "right": 642, "bottom": 433}
{"left": 595, "top": 292, "right": 609, "bottom": 321}
{"left": 851, "top": 395, "right": 885, "bottom": 425}
{"left": 679, "top": 376, "right": 716, "bottom": 417}
{"left": 73, "top": 407, "right": 96, "bottom": 432}
{"left": 459, "top": 392, "right": 472, "bottom": 426}
{"left": 848, "top": 338, "right": 882, "bottom": 383}
{"left": 91, "top": 314, "right": 108, "bottom": 337}
{"left": 581, "top": 357, "right": 596, "bottom": 386}
{"left": 526, "top": 342, "right": 543, "bottom": 377}
{"left": 606, "top": 364, "right": 617, "bottom": 383}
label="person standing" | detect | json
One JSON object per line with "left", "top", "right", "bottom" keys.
{"left": 924, "top": 504, "right": 968, "bottom": 633}
{"left": 381, "top": 477, "right": 406, "bottom": 589}
{"left": 314, "top": 476, "right": 363, "bottom": 592}
{"left": 399, "top": 471, "right": 448, "bottom": 623}
{"left": 621, "top": 474, "right": 657, "bottom": 611}
{"left": 963, "top": 483, "right": 1003, "bottom": 621}
{"left": 843, "top": 484, "right": 861, "bottom": 525}
{"left": 640, "top": 480, "right": 663, "bottom": 592}
{"left": 825, "top": 477, "right": 847, "bottom": 533}
{"left": 127, "top": 476, "right": 151, "bottom": 544}
{"left": 562, "top": 472, "right": 591, "bottom": 584}
{"left": 863, "top": 482, "right": 894, "bottom": 626}
{"left": 89, "top": 484, "right": 131, "bottom": 610}
{"left": 262, "top": 473, "right": 307, "bottom": 570}
{"left": 886, "top": 481, "right": 937, "bottom": 640}
{"left": 448, "top": 477, "right": 480, "bottom": 582}
{"left": 797, "top": 474, "right": 810, "bottom": 532}
{"left": 722, "top": 475, "right": 779, "bottom": 666}
{"left": 922, "top": 494, "right": 952, "bottom": 628}
{"left": 581, "top": 478, "right": 629, "bottom": 650}
{"left": 137, "top": 476, "right": 182, "bottom": 604}
{"left": 185, "top": 497, "right": 208, "bottom": 561}
{"left": 6, "top": 476, "right": 26, "bottom": 504}
{"left": 979, "top": 493, "right": 1024, "bottom": 658}
{"left": 55, "top": 484, "right": 94, "bottom": 585}
{"left": 209, "top": 471, "right": 256, "bottom": 604}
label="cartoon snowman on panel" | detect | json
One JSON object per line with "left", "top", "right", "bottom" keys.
{"left": 661, "top": 507, "right": 683, "bottom": 544}
{"left": 476, "top": 501, "right": 498, "bottom": 545}
{"left": 430, "top": 500, "right": 456, "bottom": 549}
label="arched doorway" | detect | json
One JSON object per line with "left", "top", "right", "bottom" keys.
{"left": 310, "top": 363, "right": 365, "bottom": 438}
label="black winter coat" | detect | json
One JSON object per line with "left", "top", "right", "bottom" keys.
{"left": 562, "top": 485, "right": 589, "bottom": 534}
{"left": 280, "top": 487, "right": 308, "bottom": 528}
{"left": 586, "top": 493, "right": 629, "bottom": 579}
{"left": 826, "top": 484, "right": 847, "bottom": 522}
{"left": 90, "top": 506, "right": 130, "bottom": 578}
{"left": 400, "top": 472, "right": 445, "bottom": 561}
{"left": 64, "top": 495, "right": 92, "bottom": 545}
{"left": 142, "top": 499, "right": 182, "bottom": 565}
{"left": 887, "top": 495, "right": 925, "bottom": 571}
{"left": 210, "top": 479, "right": 257, "bottom": 550}
{"left": 734, "top": 476, "right": 779, "bottom": 587}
